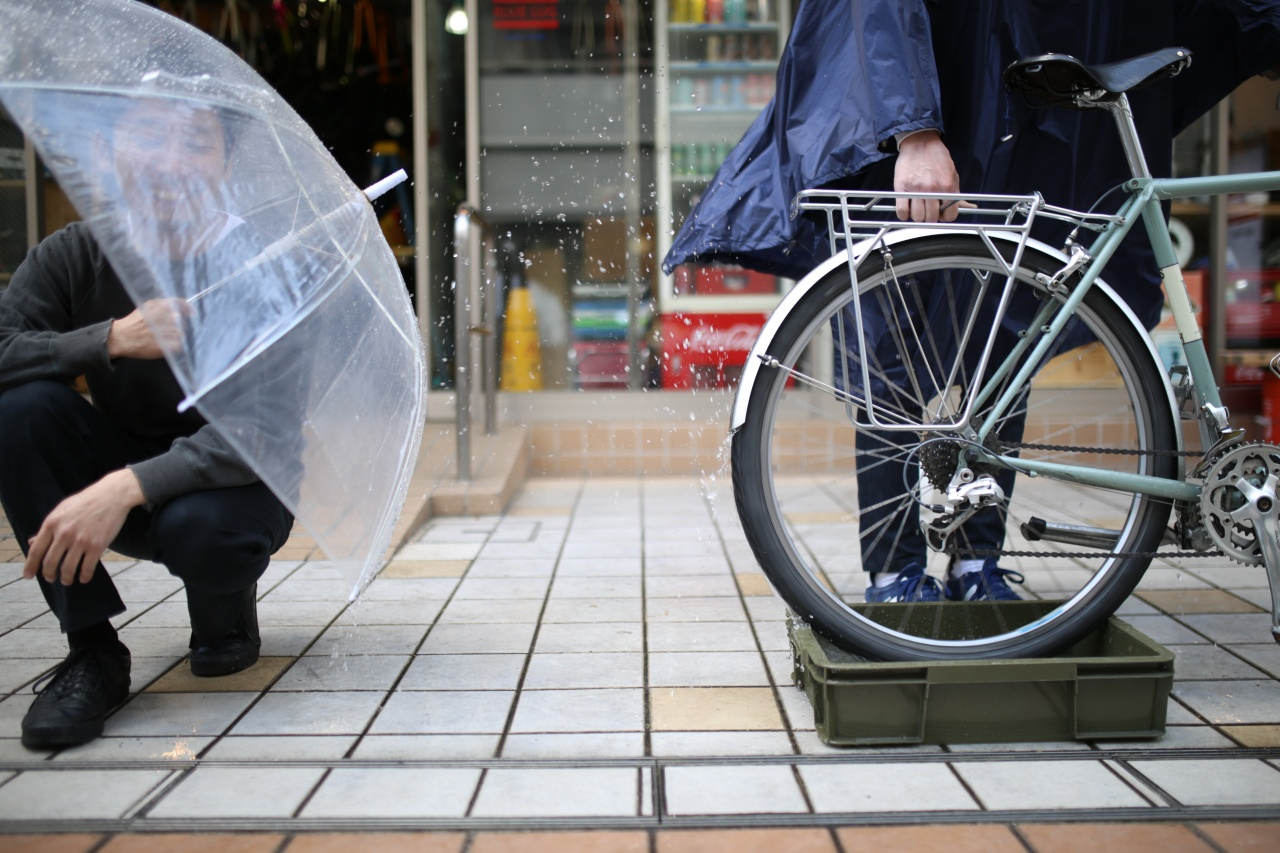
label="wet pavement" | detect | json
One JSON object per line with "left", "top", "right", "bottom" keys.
{"left": 1, "top": 476, "right": 1279, "bottom": 850}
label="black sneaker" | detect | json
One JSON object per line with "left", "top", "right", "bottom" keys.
{"left": 188, "top": 584, "right": 260, "bottom": 677}
{"left": 21, "top": 643, "right": 131, "bottom": 750}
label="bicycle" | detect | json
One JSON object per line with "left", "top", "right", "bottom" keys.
{"left": 730, "top": 47, "right": 1280, "bottom": 661}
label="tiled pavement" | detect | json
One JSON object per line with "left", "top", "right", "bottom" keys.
{"left": 1, "top": 476, "right": 1279, "bottom": 850}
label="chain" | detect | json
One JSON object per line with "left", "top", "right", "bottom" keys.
{"left": 952, "top": 547, "right": 1223, "bottom": 560}
{"left": 998, "top": 440, "right": 1202, "bottom": 458}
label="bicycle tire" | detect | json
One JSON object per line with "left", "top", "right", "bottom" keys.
{"left": 732, "top": 234, "right": 1178, "bottom": 660}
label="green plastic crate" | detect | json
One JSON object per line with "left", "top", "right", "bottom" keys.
{"left": 789, "top": 601, "right": 1174, "bottom": 746}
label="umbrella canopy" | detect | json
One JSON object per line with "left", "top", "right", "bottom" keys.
{"left": 0, "top": 0, "right": 426, "bottom": 594}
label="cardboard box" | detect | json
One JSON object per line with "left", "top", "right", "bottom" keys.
{"left": 580, "top": 216, "right": 654, "bottom": 282}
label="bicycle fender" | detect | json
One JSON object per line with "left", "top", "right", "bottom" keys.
{"left": 728, "top": 228, "right": 1182, "bottom": 466}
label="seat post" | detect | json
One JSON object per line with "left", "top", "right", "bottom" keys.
{"left": 1105, "top": 93, "right": 1152, "bottom": 180}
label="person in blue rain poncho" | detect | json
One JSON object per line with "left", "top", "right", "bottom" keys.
{"left": 664, "top": 0, "right": 1280, "bottom": 602}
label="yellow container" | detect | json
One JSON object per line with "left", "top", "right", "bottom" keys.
{"left": 500, "top": 287, "right": 543, "bottom": 391}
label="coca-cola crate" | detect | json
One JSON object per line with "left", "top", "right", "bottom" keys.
{"left": 659, "top": 312, "right": 766, "bottom": 390}
{"left": 672, "top": 264, "right": 778, "bottom": 296}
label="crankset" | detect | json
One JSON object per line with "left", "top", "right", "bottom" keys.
{"left": 1199, "top": 441, "right": 1280, "bottom": 643}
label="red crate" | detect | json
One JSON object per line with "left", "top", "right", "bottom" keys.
{"left": 571, "top": 341, "right": 631, "bottom": 389}
{"left": 659, "top": 312, "right": 767, "bottom": 389}
{"left": 672, "top": 264, "right": 778, "bottom": 296}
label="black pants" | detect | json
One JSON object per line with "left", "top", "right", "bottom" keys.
{"left": 0, "top": 380, "right": 293, "bottom": 634}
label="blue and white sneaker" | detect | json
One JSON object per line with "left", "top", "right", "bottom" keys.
{"left": 865, "top": 566, "right": 943, "bottom": 603}
{"left": 944, "top": 566, "right": 1025, "bottom": 601}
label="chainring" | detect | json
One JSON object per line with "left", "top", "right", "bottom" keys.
{"left": 1199, "top": 440, "right": 1280, "bottom": 565}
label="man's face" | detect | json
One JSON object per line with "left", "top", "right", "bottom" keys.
{"left": 111, "top": 99, "right": 230, "bottom": 255}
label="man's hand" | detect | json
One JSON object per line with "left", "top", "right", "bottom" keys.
{"left": 894, "top": 130, "right": 962, "bottom": 223}
{"left": 107, "top": 298, "right": 189, "bottom": 360}
{"left": 24, "top": 469, "right": 145, "bottom": 586}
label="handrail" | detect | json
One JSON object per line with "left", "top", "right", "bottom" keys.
{"left": 453, "top": 203, "right": 498, "bottom": 480}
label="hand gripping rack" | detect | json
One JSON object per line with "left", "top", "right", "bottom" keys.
{"left": 789, "top": 188, "right": 1121, "bottom": 433}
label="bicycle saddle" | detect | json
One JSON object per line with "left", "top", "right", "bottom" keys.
{"left": 1003, "top": 47, "right": 1192, "bottom": 108}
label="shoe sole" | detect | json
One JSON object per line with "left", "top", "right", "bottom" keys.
{"left": 190, "top": 646, "right": 260, "bottom": 677}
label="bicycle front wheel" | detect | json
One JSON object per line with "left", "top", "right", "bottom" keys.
{"left": 732, "top": 234, "right": 1178, "bottom": 660}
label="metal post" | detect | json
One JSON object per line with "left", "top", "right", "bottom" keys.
{"left": 453, "top": 207, "right": 474, "bottom": 480}
{"left": 411, "top": 0, "right": 431, "bottom": 377}
{"left": 482, "top": 237, "right": 498, "bottom": 435}
{"left": 1208, "top": 99, "right": 1229, "bottom": 384}
{"left": 623, "top": 0, "right": 643, "bottom": 389}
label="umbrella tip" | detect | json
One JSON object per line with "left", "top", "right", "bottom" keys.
{"left": 363, "top": 169, "right": 408, "bottom": 202}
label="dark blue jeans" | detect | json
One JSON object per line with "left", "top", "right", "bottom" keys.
{"left": 0, "top": 380, "right": 293, "bottom": 634}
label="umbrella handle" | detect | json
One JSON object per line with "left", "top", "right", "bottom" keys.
{"left": 363, "top": 169, "right": 407, "bottom": 202}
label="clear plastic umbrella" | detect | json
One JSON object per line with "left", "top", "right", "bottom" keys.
{"left": 0, "top": 0, "right": 426, "bottom": 595}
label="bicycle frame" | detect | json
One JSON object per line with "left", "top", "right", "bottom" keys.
{"left": 977, "top": 169, "right": 1280, "bottom": 502}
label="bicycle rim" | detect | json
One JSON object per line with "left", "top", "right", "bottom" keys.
{"left": 732, "top": 235, "right": 1178, "bottom": 659}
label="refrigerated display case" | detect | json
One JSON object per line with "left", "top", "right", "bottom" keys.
{"left": 654, "top": 0, "right": 790, "bottom": 388}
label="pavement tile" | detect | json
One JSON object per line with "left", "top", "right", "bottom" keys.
{"left": 1016, "top": 823, "right": 1215, "bottom": 853}
{"left": 284, "top": 833, "right": 465, "bottom": 853}
{"left": 146, "top": 766, "right": 326, "bottom": 818}
{"left": 349, "top": 734, "right": 500, "bottom": 759}
{"left": 649, "top": 730, "right": 794, "bottom": 757}
{"left": 799, "top": 762, "right": 980, "bottom": 812}
{"left": 1136, "top": 589, "right": 1262, "bottom": 614}
{"left": 509, "top": 688, "right": 645, "bottom": 732}
{"left": 51, "top": 736, "right": 212, "bottom": 763}
{"left": 335, "top": 598, "right": 443, "bottom": 626}
{"left": 305, "top": 624, "right": 428, "bottom": 656}
{"left": 438, "top": 598, "right": 545, "bottom": 624}
{"left": 735, "top": 574, "right": 775, "bottom": 597}
{"left": 499, "top": 732, "right": 645, "bottom": 758}
{"left": 651, "top": 687, "right": 785, "bottom": 731}
{"left": 951, "top": 760, "right": 1149, "bottom": 810}
{"left": 1225, "top": 643, "right": 1280, "bottom": 678}
{"left": 420, "top": 622, "right": 537, "bottom": 654}
{"left": 1120, "top": 615, "right": 1211, "bottom": 645}
{"left": 231, "top": 691, "right": 383, "bottom": 736}
{"left": 470, "top": 832, "right": 646, "bottom": 853}
{"left": 394, "top": 543, "right": 482, "bottom": 561}
{"left": 1178, "top": 613, "right": 1277, "bottom": 645}
{"left": 647, "top": 621, "right": 758, "bottom": 652}
{"left": 0, "top": 836, "right": 104, "bottom": 853}
{"left": 656, "top": 828, "right": 836, "bottom": 853}
{"left": 465, "top": 558, "right": 557, "bottom": 578}
{"left": 100, "top": 834, "right": 284, "bottom": 853}
{"left": 835, "top": 825, "right": 1023, "bottom": 853}
{"left": 299, "top": 767, "right": 481, "bottom": 817}
{"left": 1220, "top": 724, "right": 1280, "bottom": 747}
{"left": 522, "top": 652, "right": 644, "bottom": 689}
{"left": 380, "top": 559, "right": 470, "bottom": 578}
{"left": 550, "top": 576, "right": 642, "bottom": 599}
{"left": 0, "top": 769, "right": 172, "bottom": 820}
{"left": 1172, "top": 680, "right": 1280, "bottom": 724}
{"left": 103, "top": 692, "right": 258, "bottom": 738}
{"left": 648, "top": 651, "right": 771, "bottom": 687}
{"left": 452, "top": 577, "right": 551, "bottom": 600}
{"left": 643, "top": 556, "right": 733, "bottom": 575}
{"left": 398, "top": 653, "right": 526, "bottom": 690}
{"left": 663, "top": 765, "right": 807, "bottom": 815}
{"left": 541, "top": 597, "right": 643, "bottom": 624}
{"left": 554, "top": 557, "right": 643, "bottom": 577}
{"left": 201, "top": 735, "right": 356, "bottom": 760}
{"left": 146, "top": 657, "right": 293, "bottom": 693}
{"left": 273, "top": 655, "right": 409, "bottom": 691}
{"left": 1168, "top": 645, "right": 1269, "bottom": 680}
{"left": 535, "top": 622, "right": 643, "bottom": 654}
{"left": 369, "top": 690, "right": 514, "bottom": 734}
{"left": 646, "top": 597, "right": 748, "bottom": 622}
{"left": 470, "top": 767, "right": 639, "bottom": 817}
{"left": 1127, "top": 758, "right": 1280, "bottom": 805}
{"left": 1195, "top": 822, "right": 1280, "bottom": 852}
